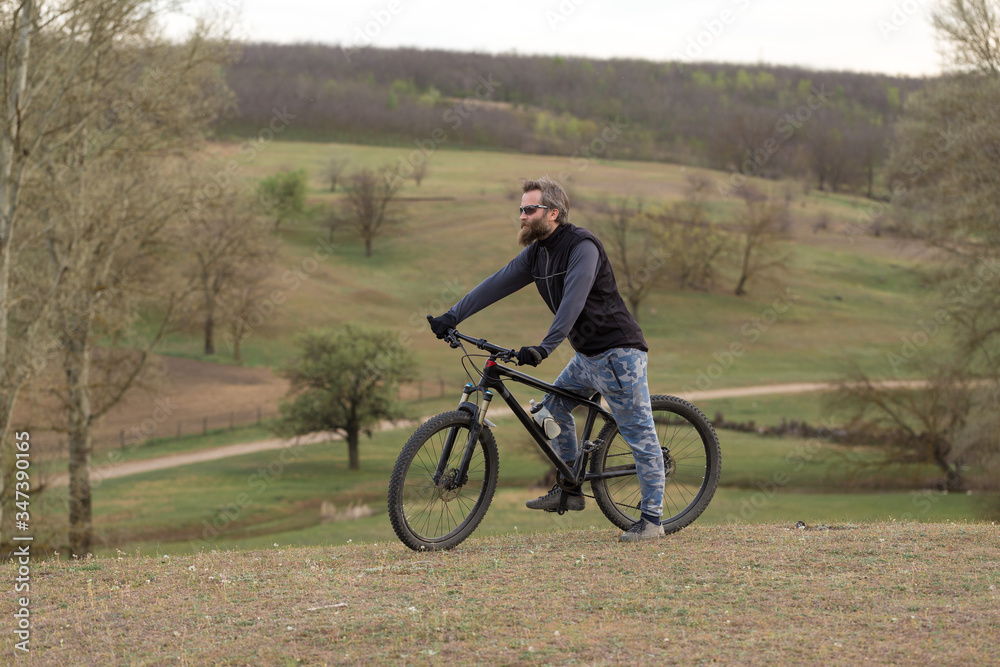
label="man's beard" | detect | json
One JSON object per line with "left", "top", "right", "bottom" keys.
{"left": 518, "top": 217, "right": 550, "bottom": 247}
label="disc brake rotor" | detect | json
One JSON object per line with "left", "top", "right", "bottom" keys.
{"left": 663, "top": 448, "right": 676, "bottom": 482}
{"left": 437, "top": 469, "right": 463, "bottom": 501}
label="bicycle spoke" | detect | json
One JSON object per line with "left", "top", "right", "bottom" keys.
{"left": 388, "top": 413, "right": 500, "bottom": 549}
{"left": 591, "top": 396, "right": 720, "bottom": 532}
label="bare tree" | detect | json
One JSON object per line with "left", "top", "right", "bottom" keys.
{"left": 731, "top": 185, "right": 792, "bottom": 296}
{"left": 645, "top": 175, "right": 728, "bottom": 291}
{"left": 836, "top": 0, "right": 1000, "bottom": 499}
{"left": 324, "top": 156, "right": 349, "bottom": 192}
{"left": 320, "top": 202, "right": 345, "bottom": 243}
{"left": 598, "top": 196, "right": 657, "bottom": 318}
{"left": 412, "top": 159, "right": 428, "bottom": 187}
{"left": 887, "top": 2, "right": 1000, "bottom": 374}
{"left": 42, "top": 155, "right": 197, "bottom": 555}
{"left": 0, "top": 2, "right": 232, "bottom": 556}
{"left": 932, "top": 0, "right": 1000, "bottom": 74}
{"left": 0, "top": 1, "right": 72, "bottom": 521}
{"left": 831, "top": 363, "right": 974, "bottom": 492}
{"left": 182, "top": 181, "right": 275, "bottom": 355}
{"left": 341, "top": 167, "right": 404, "bottom": 257}
{"left": 223, "top": 263, "right": 276, "bottom": 363}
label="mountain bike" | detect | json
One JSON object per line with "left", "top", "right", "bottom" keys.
{"left": 387, "top": 329, "right": 722, "bottom": 551}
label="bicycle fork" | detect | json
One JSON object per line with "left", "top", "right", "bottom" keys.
{"left": 433, "top": 384, "right": 493, "bottom": 489}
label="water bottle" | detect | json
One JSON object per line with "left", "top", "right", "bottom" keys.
{"left": 529, "top": 399, "right": 561, "bottom": 440}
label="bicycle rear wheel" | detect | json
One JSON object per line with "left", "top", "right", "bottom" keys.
{"left": 388, "top": 411, "right": 499, "bottom": 551}
{"left": 590, "top": 395, "right": 721, "bottom": 533}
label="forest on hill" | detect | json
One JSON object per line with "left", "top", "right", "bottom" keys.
{"left": 222, "top": 44, "right": 928, "bottom": 195}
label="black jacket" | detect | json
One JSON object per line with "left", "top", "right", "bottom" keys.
{"left": 528, "top": 224, "right": 647, "bottom": 355}
{"left": 448, "top": 223, "right": 647, "bottom": 356}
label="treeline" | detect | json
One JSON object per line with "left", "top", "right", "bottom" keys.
{"left": 222, "top": 44, "right": 927, "bottom": 195}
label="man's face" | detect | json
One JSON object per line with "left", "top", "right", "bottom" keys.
{"left": 518, "top": 190, "right": 558, "bottom": 247}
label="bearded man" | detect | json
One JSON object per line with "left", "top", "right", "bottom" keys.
{"left": 427, "top": 177, "right": 666, "bottom": 542}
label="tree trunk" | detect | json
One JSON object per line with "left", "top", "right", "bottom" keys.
{"left": 0, "top": 0, "right": 32, "bottom": 374}
{"left": 64, "top": 328, "right": 94, "bottom": 557}
{"left": 935, "top": 449, "right": 964, "bottom": 493}
{"left": 364, "top": 238, "right": 372, "bottom": 258}
{"left": 944, "top": 466, "right": 964, "bottom": 493}
{"left": 204, "top": 298, "right": 215, "bottom": 355}
{"left": 734, "top": 274, "right": 748, "bottom": 296}
{"left": 735, "top": 244, "right": 752, "bottom": 296}
{"left": 347, "top": 426, "right": 360, "bottom": 470}
{"left": 0, "top": 6, "right": 33, "bottom": 542}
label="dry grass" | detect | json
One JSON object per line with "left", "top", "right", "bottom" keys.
{"left": 4, "top": 522, "right": 997, "bottom": 665}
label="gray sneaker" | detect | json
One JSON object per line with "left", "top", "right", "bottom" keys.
{"left": 525, "top": 485, "right": 585, "bottom": 511}
{"left": 618, "top": 519, "right": 665, "bottom": 542}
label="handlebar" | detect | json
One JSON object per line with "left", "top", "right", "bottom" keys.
{"left": 444, "top": 329, "right": 516, "bottom": 361}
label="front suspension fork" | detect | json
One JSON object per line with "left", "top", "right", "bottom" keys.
{"left": 434, "top": 384, "right": 492, "bottom": 487}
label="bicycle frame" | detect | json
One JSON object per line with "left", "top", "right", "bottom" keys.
{"left": 435, "top": 331, "right": 637, "bottom": 493}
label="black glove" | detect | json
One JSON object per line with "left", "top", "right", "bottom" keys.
{"left": 516, "top": 345, "right": 547, "bottom": 367}
{"left": 427, "top": 313, "right": 458, "bottom": 339}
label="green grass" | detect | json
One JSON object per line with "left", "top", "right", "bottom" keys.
{"left": 31, "top": 139, "right": 988, "bottom": 555}
{"left": 27, "top": 404, "right": 987, "bottom": 556}
{"left": 153, "top": 140, "right": 942, "bottom": 395}
{"left": 698, "top": 391, "right": 838, "bottom": 425}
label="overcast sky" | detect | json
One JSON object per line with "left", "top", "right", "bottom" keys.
{"left": 172, "top": 0, "right": 944, "bottom": 78}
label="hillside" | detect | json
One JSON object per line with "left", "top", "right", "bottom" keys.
{"left": 222, "top": 44, "right": 927, "bottom": 194}
{"left": 5, "top": 523, "right": 997, "bottom": 664}
{"left": 155, "top": 139, "right": 939, "bottom": 394}
{"left": 22, "top": 140, "right": 987, "bottom": 558}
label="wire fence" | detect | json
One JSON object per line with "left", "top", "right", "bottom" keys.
{"left": 30, "top": 405, "right": 283, "bottom": 461}
{"left": 25, "top": 376, "right": 456, "bottom": 461}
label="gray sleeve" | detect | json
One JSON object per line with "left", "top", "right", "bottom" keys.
{"left": 539, "top": 240, "right": 599, "bottom": 354}
{"left": 447, "top": 247, "right": 534, "bottom": 322}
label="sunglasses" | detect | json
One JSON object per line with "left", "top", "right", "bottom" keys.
{"left": 519, "top": 205, "right": 550, "bottom": 215}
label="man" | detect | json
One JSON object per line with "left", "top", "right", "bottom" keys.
{"left": 427, "top": 177, "right": 665, "bottom": 542}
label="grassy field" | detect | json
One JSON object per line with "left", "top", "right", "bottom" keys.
{"left": 156, "top": 140, "right": 942, "bottom": 395}
{"left": 31, "top": 407, "right": 978, "bottom": 558}
{"left": 6, "top": 523, "right": 997, "bottom": 664}
{"left": 24, "top": 138, "right": 987, "bottom": 557}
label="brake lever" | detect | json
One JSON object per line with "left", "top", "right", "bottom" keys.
{"left": 445, "top": 330, "right": 460, "bottom": 348}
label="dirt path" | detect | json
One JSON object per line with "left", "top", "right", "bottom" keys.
{"left": 48, "top": 380, "right": 929, "bottom": 486}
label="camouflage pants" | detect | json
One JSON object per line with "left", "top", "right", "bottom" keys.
{"left": 541, "top": 348, "right": 665, "bottom": 518}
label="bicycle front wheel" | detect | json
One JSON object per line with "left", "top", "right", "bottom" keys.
{"left": 388, "top": 411, "right": 499, "bottom": 551}
{"left": 590, "top": 395, "right": 721, "bottom": 533}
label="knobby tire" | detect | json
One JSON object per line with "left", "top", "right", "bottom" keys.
{"left": 388, "top": 411, "right": 499, "bottom": 551}
{"left": 590, "top": 395, "right": 721, "bottom": 533}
